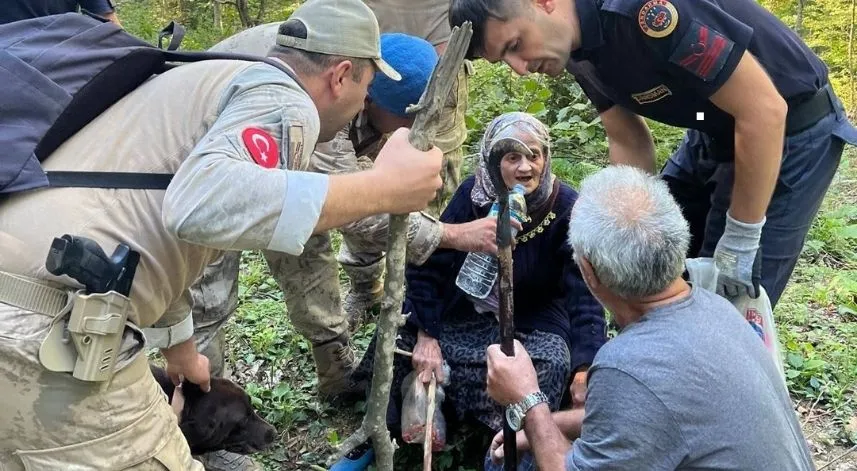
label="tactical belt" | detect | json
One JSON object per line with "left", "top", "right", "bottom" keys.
{"left": 785, "top": 84, "right": 836, "bottom": 136}
{"left": 0, "top": 270, "right": 190, "bottom": 351}
{"left": 0, "top": 271, "right": 70, "bottom": 316}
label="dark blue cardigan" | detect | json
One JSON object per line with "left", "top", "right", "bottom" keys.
{"left": 403, "top": 176, "right": 607, "bottom": 372}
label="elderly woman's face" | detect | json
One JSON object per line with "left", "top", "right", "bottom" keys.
{"left": 500, "top": 134, "right": 545, "bottom": 195}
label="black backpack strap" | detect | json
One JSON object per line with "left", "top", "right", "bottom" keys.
{"left": 45, "top": 172, "right": 173, "bottom": 189}
{"left": 158, "top": 21, "right": 185, "bottom": 51}
{"left": 161, "top": 51, "right": 310, "bottom": 95}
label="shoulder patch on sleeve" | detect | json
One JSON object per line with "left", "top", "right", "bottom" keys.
{"left": 287, "top": 124, "right": 306, "bottom": 171}
{"left": 638, "top": 0, "right": 678, "bottom": 38}
{"left": 241, "top": 127, "right": 280, "bottom": 168}
{"left": 668, "top": 20, "right": 735, "bottom": 82}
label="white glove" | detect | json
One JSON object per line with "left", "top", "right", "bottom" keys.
{"left": 713, "top": 212, "right": 764, "bottom": 299}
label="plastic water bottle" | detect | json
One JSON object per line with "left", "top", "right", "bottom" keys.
{"left": 455, "top": 184, "right": 527, "bottom": 300}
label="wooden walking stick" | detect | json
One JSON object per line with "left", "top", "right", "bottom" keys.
{"left": 486, "top": 137, "right": 533, "bottom": 471}
{"left": 423, "top": 373, "right": 438, "bottom": 471}
{"left": 330, "top": 22, "right": 472, "bottom": 471}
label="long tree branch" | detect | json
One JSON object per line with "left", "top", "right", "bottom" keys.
{"left": 329, "top": 21, "right": 472, "bottom": 471}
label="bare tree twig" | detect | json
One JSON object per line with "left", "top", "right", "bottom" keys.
{"left": 818, "top": 444, "right": 857, "bottom": 470}
{"left": 423, "top": 374, "right": 438, "bottom": 471}
{"left": 395, "top": 348, "right": 413, "bottom": 357}
{"left": 802, "top": 386, "right": 827, "bottom": 428}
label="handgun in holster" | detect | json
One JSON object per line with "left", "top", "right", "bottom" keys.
{"left": 44, "top": 235, "right": 140, "bottom": 383}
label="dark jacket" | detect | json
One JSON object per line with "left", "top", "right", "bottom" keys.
{"left": 1, "top": 0, "right": 114, "bottom": 24}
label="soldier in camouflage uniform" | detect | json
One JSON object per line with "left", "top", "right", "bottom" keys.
{"left": 197, "top": 23, "right": 484, "bottom": 383}
{"left": 191, "top": 25, "right": 488, "bottom": 471}
{"left": 343, "top": 0, "right": 471, "bottom": 320}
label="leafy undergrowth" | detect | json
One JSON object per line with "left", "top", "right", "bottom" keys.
{"left": 223, "top": 151, "right": 857, "bottom": 470}
{"left": 776, "top": 152, "right": 857, "bottom": 468}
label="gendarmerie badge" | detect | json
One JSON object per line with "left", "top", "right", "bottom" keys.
{"left": 638, "top": 0, "right": 678, "bottom": 38}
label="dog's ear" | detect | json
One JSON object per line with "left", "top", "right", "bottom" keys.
{"left": 179, "top": 380, "right": 206, "bottom": 400}
{"left": 179, "top": 381, "right": 248, "bottom": 454}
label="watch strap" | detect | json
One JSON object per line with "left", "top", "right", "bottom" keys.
{"left": 506, "top": 390, "right": 549, "bottom": 430}
{"left": 518, "top": 391, "right": 549, "bottom": 415}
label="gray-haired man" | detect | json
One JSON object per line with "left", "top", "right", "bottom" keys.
{"left": 485, "top": 166, "right": 814, "bottom": 470}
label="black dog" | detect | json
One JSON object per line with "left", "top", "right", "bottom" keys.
{"left": 150, "top": 365, "right": 277, "bottom": 456}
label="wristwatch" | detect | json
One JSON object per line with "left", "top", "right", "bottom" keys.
{"left": 505, "top": 391, "right": 549, "bottom": 432}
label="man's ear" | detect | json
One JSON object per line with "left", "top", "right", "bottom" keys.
{"left": 327, "top": 60, "right": 354, "bottom": 99}
{"left": 535, "top": 0, "right": 556, "bottom": 14}
{"left": 577, "top": 256, "right": 601, "bottom": 291}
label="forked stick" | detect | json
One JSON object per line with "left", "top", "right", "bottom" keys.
{"left": 330, "top": 22, "right": 473, "bottom": 471}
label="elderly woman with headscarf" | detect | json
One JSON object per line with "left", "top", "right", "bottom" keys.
{"left": 335, "top": 112, "right": 606, "bottom": 470}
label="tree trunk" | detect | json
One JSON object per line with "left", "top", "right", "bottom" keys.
{"left": 235, "top": 0, "right": 252, "bottom": 28}
{"left": 330, "top": 22, "right": 473, "bottom": 471}
{"left": 232, "top": 0, "right": 264, "bottom": 28}
{"left": 795, "top": 0, "right": 805, "bottom": 36}
{"left": 213, "top": 0, "right": 222, "bottom": 32}
{"left": 254, "top": 0, "right": 266, "bottom": 26}
{"left": 849, "top": 0, "right": 856, "bottom": 116}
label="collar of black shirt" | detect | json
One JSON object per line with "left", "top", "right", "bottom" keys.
{"left": 572, "top": 0, "right": 606, "bottom": 60}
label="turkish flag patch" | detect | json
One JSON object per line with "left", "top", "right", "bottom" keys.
{"left": 241, "top": 127, "right": 279, "bottom": 168}
{"left": 668, "top": 20, "right": 735, "bottom": 82}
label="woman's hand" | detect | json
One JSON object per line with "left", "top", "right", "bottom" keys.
{"left": 440, "top": 217, "right": 522, "bottom": 254}
{"left": 412, "top": 329, "right": 445, "bottom": 383}
{"left": 570, "top": 367, "right": 589, "bottom": 409}
{"left": 488, "top": 428, "right": 530, "bottom": 464}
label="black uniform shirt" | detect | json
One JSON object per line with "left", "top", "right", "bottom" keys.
{"left": 1, "top": 0, "right": 114, "bottom": 24}
{"left": 567, "top": 0, "right": 829, "bottom": 142}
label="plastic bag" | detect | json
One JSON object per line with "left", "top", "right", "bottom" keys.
{"left": 685, "top": 257, "right": 721, "bottom": 292}
{"left": 400, "top": 370, "right": 447, "bottom": 451}
{"left": 685, "top": 257, "right": 786, "bottom": 383}
{"left": 732, "top": 287, "right": 786, "bottom": 383}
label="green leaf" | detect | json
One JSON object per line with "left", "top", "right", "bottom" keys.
{"left": 465, "top": 115, "right": 478, "bottom": 130}
{"left": 327, "top": 429, "right": 339, "bottom": 445}
{"left": 804, "top": 358, "right": 826, "bottom": 370}
{"left": 786, "top": 369, "right": 801, "bottom": 379}
{"left": 527, "top": 101, "right": 546, "bottom": 114}
{"left": 787, "top": 353, "right": 804, "bottom": 368}
{"left": 523, "top": 79, "right": 538, "bottom": 92}
{"left": 809, "top": 377, "right": 821, "bottom": 389}
{"left": 572, "top": 103, "right": 589, "bottom": 111}
{"left": 273, "top": 382, "right": 291, "bottom": 399}
{"left": 828, "top": 205, "right": 857, "bottom": 220}
{"left": 838, "top": 304, "right": 857, "bottom": 318}
{"left": 251, "top": 396, "right": 263, "bottom": 409}
{"left": 803, "top": 239, "right": 824, "bottom": 252}
{"left": 537, "top": 88, "right": 551, "bottom": 100}
{"left": 837, "top": 224, "right": 857, "bottom": 239}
